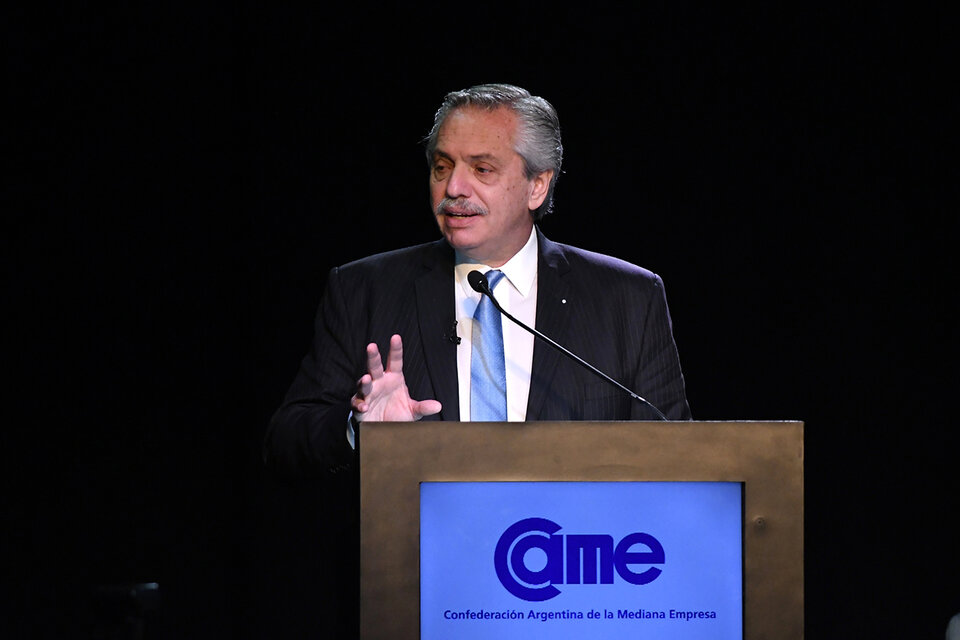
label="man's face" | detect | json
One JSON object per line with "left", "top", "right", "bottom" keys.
{"left": 430, "top": 106, "right": 552, "bottom": 267}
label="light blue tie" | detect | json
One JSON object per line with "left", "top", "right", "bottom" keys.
{"left": 471, "top": 270, "right": 507, "bottom": 421}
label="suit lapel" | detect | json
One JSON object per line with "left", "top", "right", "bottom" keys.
{"left": 414, "top": 243, "right": 460, "bottom": 421}
{"left": 526, "top": 230, "right": 573, "bottom": 420}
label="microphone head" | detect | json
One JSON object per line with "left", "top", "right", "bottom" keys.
{"left": 467, "top": 270, "right": 489, "bottom": 295}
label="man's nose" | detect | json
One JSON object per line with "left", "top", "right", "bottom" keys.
{"left": 445, "top": 163, "right": 473, "bottom": 199}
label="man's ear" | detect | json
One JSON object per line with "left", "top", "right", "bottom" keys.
{"left": 527, "top": 170, "right": 555, "bottom": 210}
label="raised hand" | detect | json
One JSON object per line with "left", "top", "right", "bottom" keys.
{"left": 350, "top": 334, "right": 442, "bottom": 423}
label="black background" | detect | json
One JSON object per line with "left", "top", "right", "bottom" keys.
{"left": 8, "top": 3, "right": 955, "bottom": 638}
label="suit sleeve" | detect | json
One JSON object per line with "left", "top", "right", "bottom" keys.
{"left": 263, "top": 266, "right": 364, "bottom": 477}
{"left": 632, "top": 275, "right": 692, "bottom": 421}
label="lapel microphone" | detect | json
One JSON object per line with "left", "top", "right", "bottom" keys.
{"left": 467, "top": 269, "right": 667, "bottom": 421}
{"left": 444, "top": 321, "right": 461, "bottom": 345}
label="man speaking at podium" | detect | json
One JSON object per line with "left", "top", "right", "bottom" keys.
{"left": 263, "top": 82, "right": 692, "bottom": 636}
{"left": 265, "top": 83, "right": 691, "bottom": 479}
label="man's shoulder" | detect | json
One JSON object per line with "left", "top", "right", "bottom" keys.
{"left": 337, "top": 238, "right": 451, "bottom": 275}
{"left": 540, "top": 233, "right": 661, "bottom": 285}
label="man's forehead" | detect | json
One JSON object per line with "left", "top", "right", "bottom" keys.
{"left": 435, "top": 106, "right": 519, "bottom": 157}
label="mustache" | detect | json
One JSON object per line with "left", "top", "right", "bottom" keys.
{"left": 435, "top": 198, "right": 488, "bottom": 216}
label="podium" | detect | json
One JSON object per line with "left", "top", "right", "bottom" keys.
{"left": 360, "top": 421, "right": 803, "bottom": 639}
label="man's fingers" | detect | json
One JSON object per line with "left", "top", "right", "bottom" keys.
{"left": 385, "top": 334, "right": 404, "bottom": 374}
{"left": 352, "top": 374, "right": 373, "bottom": 414}
{"left": 412, "top": 399, "right": 442, "bottom": 419}
{"left": 366, "top": 342, "right": 385, "bottom": 379}
{"left": 356, "top": 373, "right": 373, "bottom": 398}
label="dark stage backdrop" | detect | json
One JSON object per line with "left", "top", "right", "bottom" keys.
{"left": 8, "top": 4, "right": 955, "bottom": 638}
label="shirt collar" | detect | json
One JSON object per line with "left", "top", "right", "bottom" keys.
{"left": 455, "top": 226, "right": 539, "bottom": 298}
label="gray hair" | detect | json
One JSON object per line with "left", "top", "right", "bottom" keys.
{"left": 424, "top": 83, "right": 563, "bottom": 220}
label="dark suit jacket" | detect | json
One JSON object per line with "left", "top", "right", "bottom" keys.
{"left": 264, "top": 228, "right": 691, "bottom": 477}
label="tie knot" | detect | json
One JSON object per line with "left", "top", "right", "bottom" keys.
{"left": 485, "top": 269, "right": 505, "bottom": 291}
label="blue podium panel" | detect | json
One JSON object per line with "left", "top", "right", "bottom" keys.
{"left": 420, "top": 481, "right": 742, "bottom": 640}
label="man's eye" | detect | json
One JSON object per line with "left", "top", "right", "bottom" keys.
{"left": 475, "top": 166, "right": 492, "bottom": 175}
{"left": 433, "top": 164, "right": 450, "bottom": 178}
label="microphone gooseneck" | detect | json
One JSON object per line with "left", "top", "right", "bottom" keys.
{"left": 467, "top": 270, "right": 668, "bottom": 421}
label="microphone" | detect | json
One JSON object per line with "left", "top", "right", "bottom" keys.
{"left": 468, "top": 269, "right": 668, "bottom": 421}
{"left": 444, "top": 321, "right": 461, "bottom": 345}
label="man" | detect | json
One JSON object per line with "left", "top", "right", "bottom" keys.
{"left": 262, "top": 82, "right": 691, "bottom": 636}
{"left": 264, "top": 83, "right": 690, "bottom": 477}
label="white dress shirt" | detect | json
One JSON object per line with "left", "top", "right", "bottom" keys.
{"left": 454, "top": 226, "right": 538, "bottom": 422}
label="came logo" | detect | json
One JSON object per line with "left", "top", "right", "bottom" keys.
{"left": 494, "top": 517, "right": 665, "bottom": 601}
